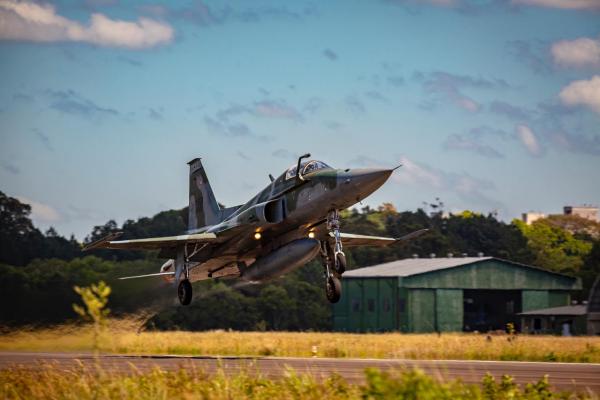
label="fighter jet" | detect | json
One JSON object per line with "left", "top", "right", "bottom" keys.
{"left": 84, "top": 154, "right": 427, "bottom": 305}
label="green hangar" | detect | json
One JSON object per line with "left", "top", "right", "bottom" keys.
{"left": 333, "top": 257, "right": 581, "bottom": 333}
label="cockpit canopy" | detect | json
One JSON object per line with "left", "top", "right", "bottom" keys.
{"left": 285, "top": 160, "right": 332, "bottom": 180}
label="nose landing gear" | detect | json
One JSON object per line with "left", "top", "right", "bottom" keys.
{"left": 321, "top": 210, "right": 346, "bottom": 303}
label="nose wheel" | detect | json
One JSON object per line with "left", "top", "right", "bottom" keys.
{"left": 321, "top": 210, "right": 345, "bottom": 303}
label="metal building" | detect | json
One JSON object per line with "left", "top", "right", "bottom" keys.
{"left": 333, "top": 257, "right": 581, "bottom": 333}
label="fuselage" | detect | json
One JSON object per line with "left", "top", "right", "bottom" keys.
{"left": 181, "top": 161, "right": 393, "bottom": 282}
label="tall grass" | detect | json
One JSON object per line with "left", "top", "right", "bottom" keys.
{"left": 1, "top": 364, "right": 589, "bottom": 399}
{"left": 2, "top": 318, "right": 600, "bottom": 362}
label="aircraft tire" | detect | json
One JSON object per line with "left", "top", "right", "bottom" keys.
{"left": 335, "top": 253, "right": 346, "bottom": 274}
{"left": 326, "top": 275, "right": 341, "bottom": 303}
{"left": 178, "top": 279, "right": 193, "bottom": 305}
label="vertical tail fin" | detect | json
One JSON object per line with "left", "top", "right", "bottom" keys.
{"left": 188, "top": 158, "right": 220, "bottom": 230}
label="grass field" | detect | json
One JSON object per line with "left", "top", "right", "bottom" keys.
{"left": 1, "top": 364, "right": 589, "bottom": 399}
{"left": 2, "top": 319, "right": 600, "bottom": 363}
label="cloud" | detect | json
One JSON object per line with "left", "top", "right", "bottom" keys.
{"left": 33, "top": 128, "right": 52, "bottom": 151}
{"left": 272, "top": 149, "right": 298, "bottom": 160}
{"left": 203, "top": 116, "right": 253, "bottom": 137}
{"left": 12, "top": 92, "right": 34, "bottom": 103}
{"left": 415, "top": 71, "right": 509, "bottom": 113}
{"left": 350, "top": 154, "right": 498, "bottom": 206}
{"left": 322, "top": 48, "right": 338, "bottom": 61}
{"left": 148, "top": 107, "right": 163, "bottom": 120}
{"left": 15, "top": 196, "right": 60, "bottom": 223}
{"left": 443, "top": 134, "right": 504, "bottom": 158}
{"left": 46, "top": 89, "right": 118, "bottom": 118}
{"left": 489, "top": 100, "right": 532, "bottom": 121}
{"left": 324, "top": 121, "right": 343, "bottom": 131}
{"left": 386, "top": 0, "right": 460, "bottom": 8}
{"left": 1, "top": 161, "right": 19, "bottom": 175}
{"left": 511, "top": 0, "right": 600, "bottom": 10}
{"left": 549, "top": 131, "right": 600, "bottom": 156}
{"left": 117, "top": 56, "right": 143, "bottom": 67}
{"left": 237, "top": 151, "right": 251, "bottom": 160}
{"left": 364, "top": 90, "right": 390, "bottom": 103}
{"left": 387, "top": 76, "right": 405, "bottom": 87}
{"left": 0, "top": 0, "right": 174, "bottom": 49}
{"left": 304, "top": 97, "right": 322, "bottom": 114}
{"left": 506, "top": 40, "right": 552, "bottom": 74}
{"left": 559, "top": 75, "right": 600, "bottom": 114}
{"left": 214, "top": 100, "right": 303, "bottom": 122}
{"left": 142, "top": 2, "right": 317, "bottom": 26}
{"left": 253, "top": 100, "right": 303, "bottom": 121}
{"left": 345, "top": 95, "right": 367, "bottom": 114}
{"left": 552, "top": 36, "right": 600, "bottom": 68}
{"left": 516, "top": 124, "right": 542, "bottom": 156}
{"left": 392, "top": 156, "right": 501, "bottom": 209}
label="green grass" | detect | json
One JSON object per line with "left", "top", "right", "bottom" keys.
{"left": 1, "top": 364, "right": 590, "bottom": 400}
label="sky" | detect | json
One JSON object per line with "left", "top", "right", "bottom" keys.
{"left": 1, "top": 0, "right": 599, "bottom": 240}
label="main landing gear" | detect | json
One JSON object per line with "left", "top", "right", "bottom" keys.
{"left": 321, "top": 210, "right": 346, "bottom": 303}
{"left": 177, "top": 250, "right": 193, "bottom": 306}
{"left": 178, "top": 279, "right": 192, "bottom": 305}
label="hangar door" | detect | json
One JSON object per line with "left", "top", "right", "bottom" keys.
{"left": 463, "top": 290, "right": 522, "bottom": 332}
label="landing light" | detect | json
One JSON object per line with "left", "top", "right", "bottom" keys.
{"left": 308, "top": 231, "right": 315, "bottom": 239}
{"left": 254, "top": 232, "right": 262, "bottom": 240}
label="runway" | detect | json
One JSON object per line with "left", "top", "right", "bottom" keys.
{"left": 1, "top": 351, "right": 599, "bottom": 392}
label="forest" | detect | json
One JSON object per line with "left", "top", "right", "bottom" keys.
{"left": 1, "top": 190, "right": 599, "bottom": 330}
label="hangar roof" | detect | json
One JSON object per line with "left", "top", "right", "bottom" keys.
{"left": 517, "top": 305, "right": 587, "bottom": 316}
{"left": 343, "top": 256, "right": 576, "bottom": 280}
{"left": 344, "top": 257, "right": 492, "bottom": 278}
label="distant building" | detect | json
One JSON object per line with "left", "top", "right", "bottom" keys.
{"left": 563, "top": 205, "right": 599, "bottom": 222}
{"left": 518, "top": 305, "right": 587, "bottom": 335}
{"left": 522, "top": 212, "right": 546, "bottom": 225}
{"left": 333, "top": 257, "right": 581, "bottom": 333}
{"left": 517, "top": 274, "right": 600, "bottom": 336}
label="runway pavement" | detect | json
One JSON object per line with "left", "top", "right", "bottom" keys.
{"left": 1, "top": 351, "right": 599, "bottom": 392}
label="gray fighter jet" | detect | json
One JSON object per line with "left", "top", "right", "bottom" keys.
{"left": 84, "top": 154, "right": 426, "bottom": 304}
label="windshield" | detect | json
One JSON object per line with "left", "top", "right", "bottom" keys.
{"left": 285, "top": 160, "right": 332, "bottom": 180}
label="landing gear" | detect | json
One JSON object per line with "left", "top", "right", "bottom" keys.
{"left": 326, "top": 275, "right": 341, "bottom": 303}
{"left": 334, "top": 252, "right": 346, "bottom": 275}
{"left": 178, "top": 279, "right": 192, "bottom": 305}
{"left": 321, "top": 210, "right": 345, "bottom": 303}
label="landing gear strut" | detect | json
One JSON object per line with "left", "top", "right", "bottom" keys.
{"left": 321, "top": 210, "right": 345, "bottom": 303}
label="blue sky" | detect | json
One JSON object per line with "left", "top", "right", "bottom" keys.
{"left": 1, "top": 0, "right": 599, "bottom": 239}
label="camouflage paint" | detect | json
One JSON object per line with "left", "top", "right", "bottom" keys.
{"left": 188, "top": 158, "right": 220, "bottom": 229}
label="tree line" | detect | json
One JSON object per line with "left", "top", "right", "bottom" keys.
{"left": 1, "top": 190, "right": 599, "bottom": 329}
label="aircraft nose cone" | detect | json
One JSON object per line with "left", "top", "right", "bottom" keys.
{"left": 345, "top": 168, "right": 393, "bottom": 199}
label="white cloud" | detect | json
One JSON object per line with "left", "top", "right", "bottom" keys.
{"left": 516, "top": 124, "right": 542, "bottom": 156}
{"left": 559, "top": 75, "right": 600, "bottom": 114}
{"left": 511, "top": 0, "right": 600, "bottom": 10}
{"left": 0, "top": 1, "right": 174, "bottom": 49}
{"left": 16, "top": 196, "right": 60, "bottom": 223}
{"left": 552, "top": 36, "right": 600, "bottom": 68}
{"left": 394, "top": 157, "right": 444, "bottom": 188}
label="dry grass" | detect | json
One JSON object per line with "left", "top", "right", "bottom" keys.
{"left": 1, "top": 318, "right": 600, "bottom": 362}
{"left": 1, "top": 364, "right": 590, "bottom": 400}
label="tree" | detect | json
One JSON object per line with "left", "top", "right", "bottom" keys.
{"left": 257, "top": 285, "right": 295, "bottom": 330}
{"left": 580, "top": 241, "right": 600, "bottom": 299}
{"left": 0, "top": 191, "right": 80, "bottom": 266}
{"left": 514, "top": 219, "right": 592, "bottom": 274}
